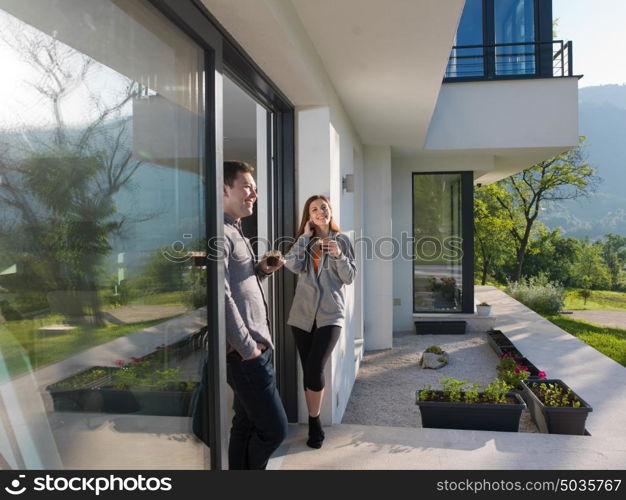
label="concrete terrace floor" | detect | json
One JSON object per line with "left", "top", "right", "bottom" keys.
{"left": 268, "top": 286, "right": 626, "bottom": 470}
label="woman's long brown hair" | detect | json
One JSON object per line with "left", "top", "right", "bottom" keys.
{"left": 292, "top": 194, "right": 341, "bottom": 245}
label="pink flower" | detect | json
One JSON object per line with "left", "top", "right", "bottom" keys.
{"left": 538, "top": 371, "right": 547, "bottom": 379}
{"left": 514, "top": 367, "right": 521, "bottom": 375}
{"left": 115, "top": 359, "right": 125, "bottom": 367}
{"left": 517, "top": 365, "right": 528, "bottom": 372}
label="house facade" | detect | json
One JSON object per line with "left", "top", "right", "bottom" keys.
{"left": 0, "top": 0, "right": 578, "bottom": 469}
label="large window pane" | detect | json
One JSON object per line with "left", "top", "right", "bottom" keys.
{"left": 0, "top": 0, "right": 209, "bottom": 469}
{"left": 413, "top": 174, "right": 463, "bottom": 313}
{"left": 495, "top": 0, "right": 536, "bottom": 75}
{"left": 446, "top": 0, "right": 484, "bottom": 78}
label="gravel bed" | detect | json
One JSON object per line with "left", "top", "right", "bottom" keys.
{"left": 342, "top": 330, "right": 539, "bottom": 432}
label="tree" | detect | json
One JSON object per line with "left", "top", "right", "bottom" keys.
{"left": 523, "top": 228, "right": 582, "bottom": 286}
{"left": 474, "top": 184, "right": 514, "bottom": 285}
{"left": 600, "top": 234, "right": 626, "bottom": 289}
{"left": 0, "top": 25, "right": 144, "bottom": 322}
{"left": 577, "top": 276, "right": 592, "bottom": 306}
{"left": 571, "top": 240, "right": 611, "bottom": 290}
{"left": 494, "top": 138, "right": 599, "bottom": 281}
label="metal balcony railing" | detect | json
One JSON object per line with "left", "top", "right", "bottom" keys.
{"left": 444, "top": 40, "right": 573, "bottom": 81}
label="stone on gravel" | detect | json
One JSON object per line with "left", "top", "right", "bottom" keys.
{"left": 420, "top": 352, "right": 449, "bottom": 369}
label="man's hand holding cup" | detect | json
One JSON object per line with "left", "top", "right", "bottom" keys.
{"left": 259, "top": 250, "right": 284, "bottom": 275}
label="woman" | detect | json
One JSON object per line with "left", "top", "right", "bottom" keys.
{"left": 284, "top": 195, "right": 356, "bottom": 449}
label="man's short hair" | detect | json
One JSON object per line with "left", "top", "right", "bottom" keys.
{"left": 224, "top": 161, "right": 255, "bottom": 187}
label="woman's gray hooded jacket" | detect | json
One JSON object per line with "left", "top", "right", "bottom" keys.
{"left": 284, "top": 231, "right": 356, "bottom": 332}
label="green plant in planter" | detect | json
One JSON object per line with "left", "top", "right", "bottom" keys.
{"left": 497, "top": 357, "right": 530, "bottom": 388}
{"left": 112, "top": 358, "right": 194, "bottom": 391}
{"left": 497, "top": 357, "right": 516, "bottom": 372}
{"left": 482, "top": 379, "right": 512, "bottom": 404}
{"left": 463, "top": 382, "right": 480, "bottom": 404}
{"left": 50, "top": 367, "right": 111, "bottom": 390}
{"left": 534, "top": 382, "right": 582, "bottom": 408}
{"left": 418, "top": 376, "right": 513, "bottom": 404}
{"left": 439, "top": 375, "right": 467, "bottom": 402}
{"left": 420, "top": 384, "right": 436, "bottom": 401}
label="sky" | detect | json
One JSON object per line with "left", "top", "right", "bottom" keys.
{"left": 553, "top": 0, "right": 626, "bottom": 88}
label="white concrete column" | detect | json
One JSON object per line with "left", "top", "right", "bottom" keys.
{"left": 363, "top": 146, "right": 393, "bottom": 351}
{"left": 295, "top": 106, "right": 341, "bottom": 221}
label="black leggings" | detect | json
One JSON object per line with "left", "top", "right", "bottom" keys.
{"left": 291, "top": 323, "right": 341, "bottom": 392}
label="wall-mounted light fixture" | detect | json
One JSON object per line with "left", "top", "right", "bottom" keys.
{"left": 342, "top": 174, "right": 354, "bottom": 193}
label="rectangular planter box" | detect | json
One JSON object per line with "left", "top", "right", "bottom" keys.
{"left": 486, "top": 330, "right": 514, "bottom": 356}
{"left": 521, "top": 379, "right": 592, "bottom": 435}
{"left": 415, "top": 321, "right": 466, "bottom": 335}
{"left": 47, "top": 366, "right": 197, "bottom": 417}
{"left": 517, "top": 357, "right": 541, "bottom": 378}
{"left": 499, "top": 345, "right": 524, "bottom": 358}
{"left": 415, "top": 390, "right": 526, "bottom": 432}
{"left": 48, "top": 386, "right": 196, "bottom": 416}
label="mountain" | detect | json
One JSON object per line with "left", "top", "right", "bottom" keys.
{"left": 541, "top": 84, "right": 626, "bottom": 240}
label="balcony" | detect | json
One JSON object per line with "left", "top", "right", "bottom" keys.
{"left": 444, "top": 40, "right": 574, "bottom": 82}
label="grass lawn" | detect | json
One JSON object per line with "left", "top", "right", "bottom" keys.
{"left": 563, "top": 289, "right": 626, "bottom": 310}
{"left": 0, "top": 315, "right": 182, "bottom": 380}
{"left": 546, "top": 315, "right": 626, "bottom": 367}
{"left": 134, "top": 291, "right": 187, "bottom": 306}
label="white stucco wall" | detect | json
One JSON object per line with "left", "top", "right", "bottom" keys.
{"left": 425, "top": 77, "right": 579, "bottom": 151}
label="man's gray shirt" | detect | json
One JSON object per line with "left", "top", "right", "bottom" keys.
{"left": 224, "top": 213, "right": 273, "bottom": 358}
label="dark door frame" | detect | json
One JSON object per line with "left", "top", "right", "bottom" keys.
{"left": 150, "top": 0, "right": 297, "bottom": 470}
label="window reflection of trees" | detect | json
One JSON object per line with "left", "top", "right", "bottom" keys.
{"left": 0, "top": 27, "right": 146, "bottom": 324}
{"left": 0, "top": 22, "right": 201, "bottom": 375}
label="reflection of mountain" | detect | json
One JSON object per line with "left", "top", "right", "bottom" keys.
{"left": 542, "top": 84, "right": 626, "bottom": 240}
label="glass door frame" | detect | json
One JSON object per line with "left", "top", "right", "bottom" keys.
{"left": 149, "top": 0, "right": 296, "bottom": 469}
{"left": 411, "top": 171, "right": 474, "bottom": 314}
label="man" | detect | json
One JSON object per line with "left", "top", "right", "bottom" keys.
{"left": 223, "top": 160, "right": 287, "bottom": 470}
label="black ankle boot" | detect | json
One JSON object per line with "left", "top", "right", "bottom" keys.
{"left": 307, "top": 415, "right": 325, "bottom": 449}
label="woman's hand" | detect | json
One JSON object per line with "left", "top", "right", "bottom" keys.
{"left": 304, "top": 219, "right": 315, "bottom": 238}
{"left": 321, "top": 238, "right": 342, "bottom": 258}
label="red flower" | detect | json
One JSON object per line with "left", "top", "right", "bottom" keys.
{"left": 538, "top": 371, "right": 547, "bottom": 379}
{"left": 514, "top": 367, "right": 521, "bottom": 375}
{"left": 115, "top": 359, "right": 125, "bottom": 367}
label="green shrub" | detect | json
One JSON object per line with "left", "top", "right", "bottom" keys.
{"left": 482, "top": 379, "right": 511, "bottom": 404}
{"left": 505, "top": 275, "right": 564, "bottom": 315}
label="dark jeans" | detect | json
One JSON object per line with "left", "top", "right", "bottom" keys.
{"left": 226, "top": 348, "right": 288, "bottom": 470}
